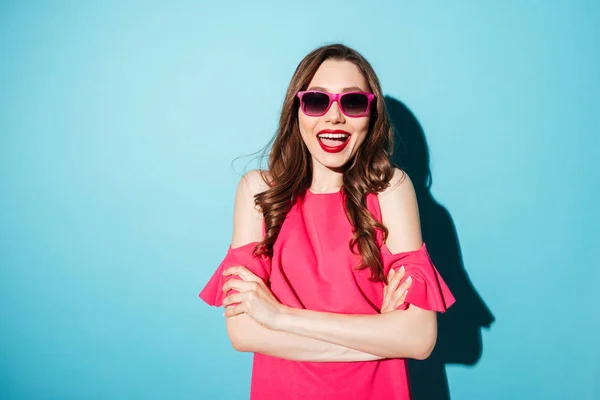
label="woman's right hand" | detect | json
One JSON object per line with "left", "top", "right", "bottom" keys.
{"left": 381, "top": 266, "right": 413, "bottom": 313}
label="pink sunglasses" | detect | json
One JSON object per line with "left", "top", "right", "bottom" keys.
{"left": 297, "top": 91, "right": 375, "bottom": 118}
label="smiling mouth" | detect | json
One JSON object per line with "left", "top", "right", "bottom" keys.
{"left": 316, "top": 132, "right": 351, "bottom": 153}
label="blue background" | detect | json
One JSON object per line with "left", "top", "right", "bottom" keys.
{"left": 1, "top": 1, "right": 598, "bottom": 399}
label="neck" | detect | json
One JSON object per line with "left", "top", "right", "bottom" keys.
{"left": 310, "top": 158, "right": 344, "bottom": 193}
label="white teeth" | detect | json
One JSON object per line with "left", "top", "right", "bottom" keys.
{"left": 317, "top": 133, "right": 350, "bottom": 139}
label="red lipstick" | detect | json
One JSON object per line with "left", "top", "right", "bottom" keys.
{"left": 316, "top": 129, "right": 351, "bottom": 153}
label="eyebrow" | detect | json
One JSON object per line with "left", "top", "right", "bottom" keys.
{"left": 306, "top": 86, "right": 366, "bottom": 92}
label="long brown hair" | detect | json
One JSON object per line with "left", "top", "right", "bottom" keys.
{"left": 255, "top": 44, "right": 396, "bottom": 282}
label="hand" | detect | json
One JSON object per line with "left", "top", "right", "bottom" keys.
{"left": 222, "top": 266, "right": 288, "bottom": 329}
{"left": 381, "top": 266, "right": 413, "bottom": 313}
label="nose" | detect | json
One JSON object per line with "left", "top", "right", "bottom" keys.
{"left": 324, "top": 100, "right": 345, "bottom": 124}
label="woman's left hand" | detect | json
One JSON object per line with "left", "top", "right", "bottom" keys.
{"left": 222, "top": 266, "right": 288, "bottom": 329}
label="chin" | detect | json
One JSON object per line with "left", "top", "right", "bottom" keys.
{"left": 315, "top": 153, "right": 354, "bottom": 170}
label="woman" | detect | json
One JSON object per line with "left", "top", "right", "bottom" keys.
{"left": 200, "top": 44, "right": 455, "bottom": 399}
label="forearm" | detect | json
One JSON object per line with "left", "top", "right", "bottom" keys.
{"left": 275, "top": 307, "right": 437, "bottom": 360}
{"left": 226, "top": 314, "right": 385, "bottom": 362}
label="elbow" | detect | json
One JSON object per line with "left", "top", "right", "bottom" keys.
{"left": 411, "top": 321, "right": 438, "bottom": 360}
{"left": 226, "top": 315, "right": 256, "bottom": 353}
{"left": 412, "top": 336, "right": 436, "bottom": 360}
{"left": 227, "top": 328, "right": 254, "bottom": 353}
{"left": 385, "top": 332, "right": 437, "bottom": 360}
{"left": 227, "top": 329, "right": 247, "bottom": 352}
{"left": 392, "top": 313, "right": 437, "bottom": 360}
{"left": 230, "top": 337, "right": 251, "bottom": 353}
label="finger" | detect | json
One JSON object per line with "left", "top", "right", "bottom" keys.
{"left": 383, "top": 267, "right": 405, "bottom": 311}
{"left": 388, "top": 266, "right": 406, "bottom": 293}
{"left": 223, "top": 266, "right": 262, "bottom": 283}
{"left": 396, "top": 275, "right": 412, "bottom": 293}
{"left": 392, "top": 278, "right": 412, "bottom": 307}
{"left": 382, "top": 269, "right": 392, "bottom": 310}
{"left": 222, "top": 279, "right": 260, "bottom": 294}
{"left": 223, "top": 304, "right": 245, "bottom": 318}
{"left": 390, "top": 276, "right": 413, "bottom": 308}
{"left": 393, "top": 275, "right": 412, "bottom": 299}
{"left": 391, "top": 290, "right": 409, "bottom": 310}
{"left": 389, "top": 277, "right": 412, "bottom": 310}
{"left": 397, "top": 289, "right": 409, "bottom": 306}
{"left": 222, "top": 292, "right": 245, "bottom": 307}
{"left": 382, "top": 284, "right": 388, "bottom": 305}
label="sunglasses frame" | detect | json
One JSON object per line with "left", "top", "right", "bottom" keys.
{"left": 296, "top": 91, "right": 375, "bottom": 118}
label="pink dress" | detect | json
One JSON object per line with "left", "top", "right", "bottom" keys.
{"left": 200, "top": 189, "right": 455, "bottom": 399}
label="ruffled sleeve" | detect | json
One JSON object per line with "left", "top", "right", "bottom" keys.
{"left": 199, "top": 241, "right": 271, "bottom": 307}
{"left": 382, "top": 242, "right": 455, "bottom": 312}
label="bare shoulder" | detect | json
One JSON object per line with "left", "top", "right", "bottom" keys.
{"left": 239, "top": 169, "right": 271, "bottom": 198}
{"left": 231, "top": 169, "right": 270, "bottom": 246}
{"left": 378, "top": 167, "right": 413, "bottom": 198}
{"left": 231, "top": 170, "right": 269, "bottom": 247}
{"left": 377, "top": 168, "right": 422, "bottom": 252}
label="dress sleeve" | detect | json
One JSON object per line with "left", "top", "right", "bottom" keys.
{"left": 382, "top": 242, "right": 455, "bottom": 312}
{"left": 199, "top": 241, "right": 271, "bottom": 307}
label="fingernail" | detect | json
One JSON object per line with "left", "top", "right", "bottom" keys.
{"left": 407, "top": 276, "right": 412, "bottom": 283}
{"left": 400, "top": 266, "right": 405, "bottom": 273}
{"left": 389, "top": 268, "right": 395, "bottom": 275}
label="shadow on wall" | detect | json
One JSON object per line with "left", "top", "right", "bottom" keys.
{"left": 385, "top": 96, "right": 495, "bottom": 400}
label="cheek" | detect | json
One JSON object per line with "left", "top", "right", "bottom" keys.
{"left": 351, "top": 119, "right": 370, "bottom": 144}
{"left": 298, "top": 113, "right": 318, "bottom": 142}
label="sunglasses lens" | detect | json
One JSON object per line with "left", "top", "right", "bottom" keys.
{"left": 341, "top": 93, "right": 369, "bottom": 116}
{"left": 301, "top": 92, "right": 330, "bottom": 115}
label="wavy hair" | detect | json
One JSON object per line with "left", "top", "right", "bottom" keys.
{"left": 254, "top": 44, "right": 396, "bottom": 282}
